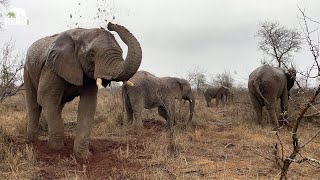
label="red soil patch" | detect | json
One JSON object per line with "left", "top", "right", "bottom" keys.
{"left": 12, "top": 136, "right": 143, "bottom": 179}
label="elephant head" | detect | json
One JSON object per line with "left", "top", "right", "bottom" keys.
{"left": 166, "top": 78, "right": 195, "bottom": 121}
{"left": 286, "top": 67, "right": 296, "bottom": 91}
{"left": 46, "top": 22, "right": 142, "bottom": 87}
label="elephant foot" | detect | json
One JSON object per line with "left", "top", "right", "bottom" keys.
{"left": 26, "top": 132, "right": 38, "bottom": 143}
{"left": 47, "top": 138, "right": 64, "bottom": 151}
{"left": 74, "top": 149, "right": 92, "bottom": 164}
{"left": 133, "top": 121, "right": 144, "bottom": 129}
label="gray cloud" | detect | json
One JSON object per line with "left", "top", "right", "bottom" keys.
{"left": 1, "top": 0, "right": 320, "bottom": 86}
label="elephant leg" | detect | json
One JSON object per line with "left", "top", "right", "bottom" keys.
{"left": 126, "top": 108, "right": 134, "bottom": 124}
{"left": 216, "top": 96, "right": 220, "bottom": 107}
{"left": 25, "top": 71, "right": 42, "bottom": 141}
{"left": 132, "top": 108, "right": 144, "bottom": 129}
{"left": 124, "top": 101, "right": 134, "bottom": 124}
{"left": 225, "top": 95, "right": 229, "bottom": 105}
{"left": 158, "top": 104, "right": 177, "bottom": 125}
{"left": 128, "top": 95, "right": 143, "bottom": 129}
{"left": 205, "top": 96, "right": 211, "bottom": 107}
{"left": 37, "top": 71, "right": 65, "bottom": 150}
{"left": 221, "top": 95, "right": 226, "bottom": 107}
{"left": 165, "top": 100, "right": 175, "bottom": 154}
{"left": 158, "top": 106, "right": 169, "bottom": 122}
{"left": 42, "top": 101, "right": 64, "bottom": 150}
{"left": 266, "top": 103, "right": 280, "bottom": 131}
{"left": 249, "top": 93, "right": 263, "bottom": 125}
{"left": 74, "top": 85, "right": 97, "bottom": 161}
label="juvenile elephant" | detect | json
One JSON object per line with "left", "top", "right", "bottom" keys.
{"left": 204, "top": 86, "right": 231, "bottom": 107}
{"left": 24, "top": 23, "right": 142, "bottom": 161}
{"left": 122, "top": 71, "right": 195, "bottom": 129}
{"left": 248, "top": 65, "right": 296, "bottom": 130}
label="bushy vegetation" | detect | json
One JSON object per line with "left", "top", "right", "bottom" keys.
{"left": 0, "top": 88, "right": 319, "bottom": 179}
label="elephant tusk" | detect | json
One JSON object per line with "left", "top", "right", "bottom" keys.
{"left": 123, "top": 80, "right": 135, "bottom": 87}
{"left": 96, "top": 78, "right": 102, "bottom": 89}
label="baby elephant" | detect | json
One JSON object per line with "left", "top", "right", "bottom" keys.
{"left": 122, "top": 71, "right": 195, "bottom": 129}
{"left": 204, "top": 86, "right": 231, "bottom": 107}
{"left": 248, "top": 65, "right": 296, "bottom": 130}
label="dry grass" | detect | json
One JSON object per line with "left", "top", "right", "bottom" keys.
{"left": 0, "top": 88, "right": 319, "bottom": 179}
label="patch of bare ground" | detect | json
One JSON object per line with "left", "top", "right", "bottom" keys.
{"left": 0, "top": 89, "right": 319, "bottom": 179}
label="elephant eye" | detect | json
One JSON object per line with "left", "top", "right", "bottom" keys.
{"left": 86, "top": 49, "right": 95, "bottom": 59}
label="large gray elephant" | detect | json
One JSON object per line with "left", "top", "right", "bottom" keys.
{"left": 24, "top": 23, "right": 142, "bottom": 161}
{"left": 204, "top": 86, "right": 231, "bottom": 107}
{"left": 122, "top": 71, "right": 195, "bottom": 129}
{"left": 248, "top": 65, "right": 296, "bottom": 130}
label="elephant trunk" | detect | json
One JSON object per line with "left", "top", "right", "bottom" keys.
{"left": 189, "top": 96, "right": 195, "bottom": 122}
{"left": 107, "top": 23, "right": 142, "bottom": 81}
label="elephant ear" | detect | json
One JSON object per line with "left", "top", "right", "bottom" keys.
{"left": 175, "top": 79, "right": 185, "bottom": 100}
{"left": 286, "top": 68, "right": 296, "bottom": 90}
{"left": 46, "top": 32, "right": 83, "bottom": 86}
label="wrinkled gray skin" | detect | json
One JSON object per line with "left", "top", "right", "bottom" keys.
{"left": 122, "top": 71, "right": 195, "bottom": 129}
{"left": 204, "top": 86, "right": 231, "bottom": 107}
{"left": 248, "top": 65, "right": 296, "bottom": 130}
{"left": 24, "top": 23, "right": 142, "bottom": 161}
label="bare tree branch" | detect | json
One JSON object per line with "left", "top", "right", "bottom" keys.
{"left": 211, "top": 70, "right": 235, "bottom": 88}
{"left": 280, "top": 84, "right": 320, "bottom": 179}
{"left": 287, "top": 157, "right": 320, "bottom": 165}
{"left": 300, "top": 129, "right": 320, "bottom": 149}
{"left": 267, "top": 7, "right": 320, "bottom": 179}
{"left": 256, "top": 21, "right": 303, "bottom": 68}
{"left": 0, "top": 39, "right": 25, "bottom": 103}
{"left": 185, "top": 66, "right": 207, "bottom": 93}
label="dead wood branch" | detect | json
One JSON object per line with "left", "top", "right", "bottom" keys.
{"left": 287, "top": 157, "right": 320, "bottom": 165}
{"left": 280, "top": 84, "right": 320, "bottom": 179}
{"left": 301, "top": 129, "right": 320, "bottom": 149}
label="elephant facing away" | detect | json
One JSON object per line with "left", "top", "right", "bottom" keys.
{"left": 24, "top": 23, "right": 142, "bottom": 161}
{"left": 122, "top": 71, "right": 195, "bottom": 129}
{"left": 248, "top": 65, "right": 296, "bottom": 130}
{"left": 204, "top": 86, "right": 231, "bottom": 107}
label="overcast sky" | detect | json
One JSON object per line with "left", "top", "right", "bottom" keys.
{"left": 1, "top": 0, "right": 320, "bottom": 86}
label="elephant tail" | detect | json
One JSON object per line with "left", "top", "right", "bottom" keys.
{"left": 254, "top": 82, "right": 270, "bottom": 105}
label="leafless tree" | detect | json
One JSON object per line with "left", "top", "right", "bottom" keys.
{"left": 269, "top": 8, "right": 320, "bottom": 180}
{"left": 186, "top": 66, "right": 207, "bottom": 93}
{"left": 256, "top": 21, "right": 303, "bottom": 68}
{"left": 0, "top": 39, "right": 24, "bottom": 102}
{"left": 0, "top": 0, "right": 9, "bottom": 6}
{"left": 211, "top": 70, "right": 234, "bottom": 88}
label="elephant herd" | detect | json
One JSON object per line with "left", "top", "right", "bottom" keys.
{"left": 22, "top": 23, "right": 296, "bottom": 162}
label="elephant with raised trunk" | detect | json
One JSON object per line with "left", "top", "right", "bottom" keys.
{"left": 24, "top": 22, "right": 142, "bottom": 161}
{"left": 248, "top": 65, "right": 296, "bottom": 130}
{"left": 122, "top": 71, "right": 195, "bottom": 129}
{"left": 204, "top": 86, "right": 231, "bottom": 107}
